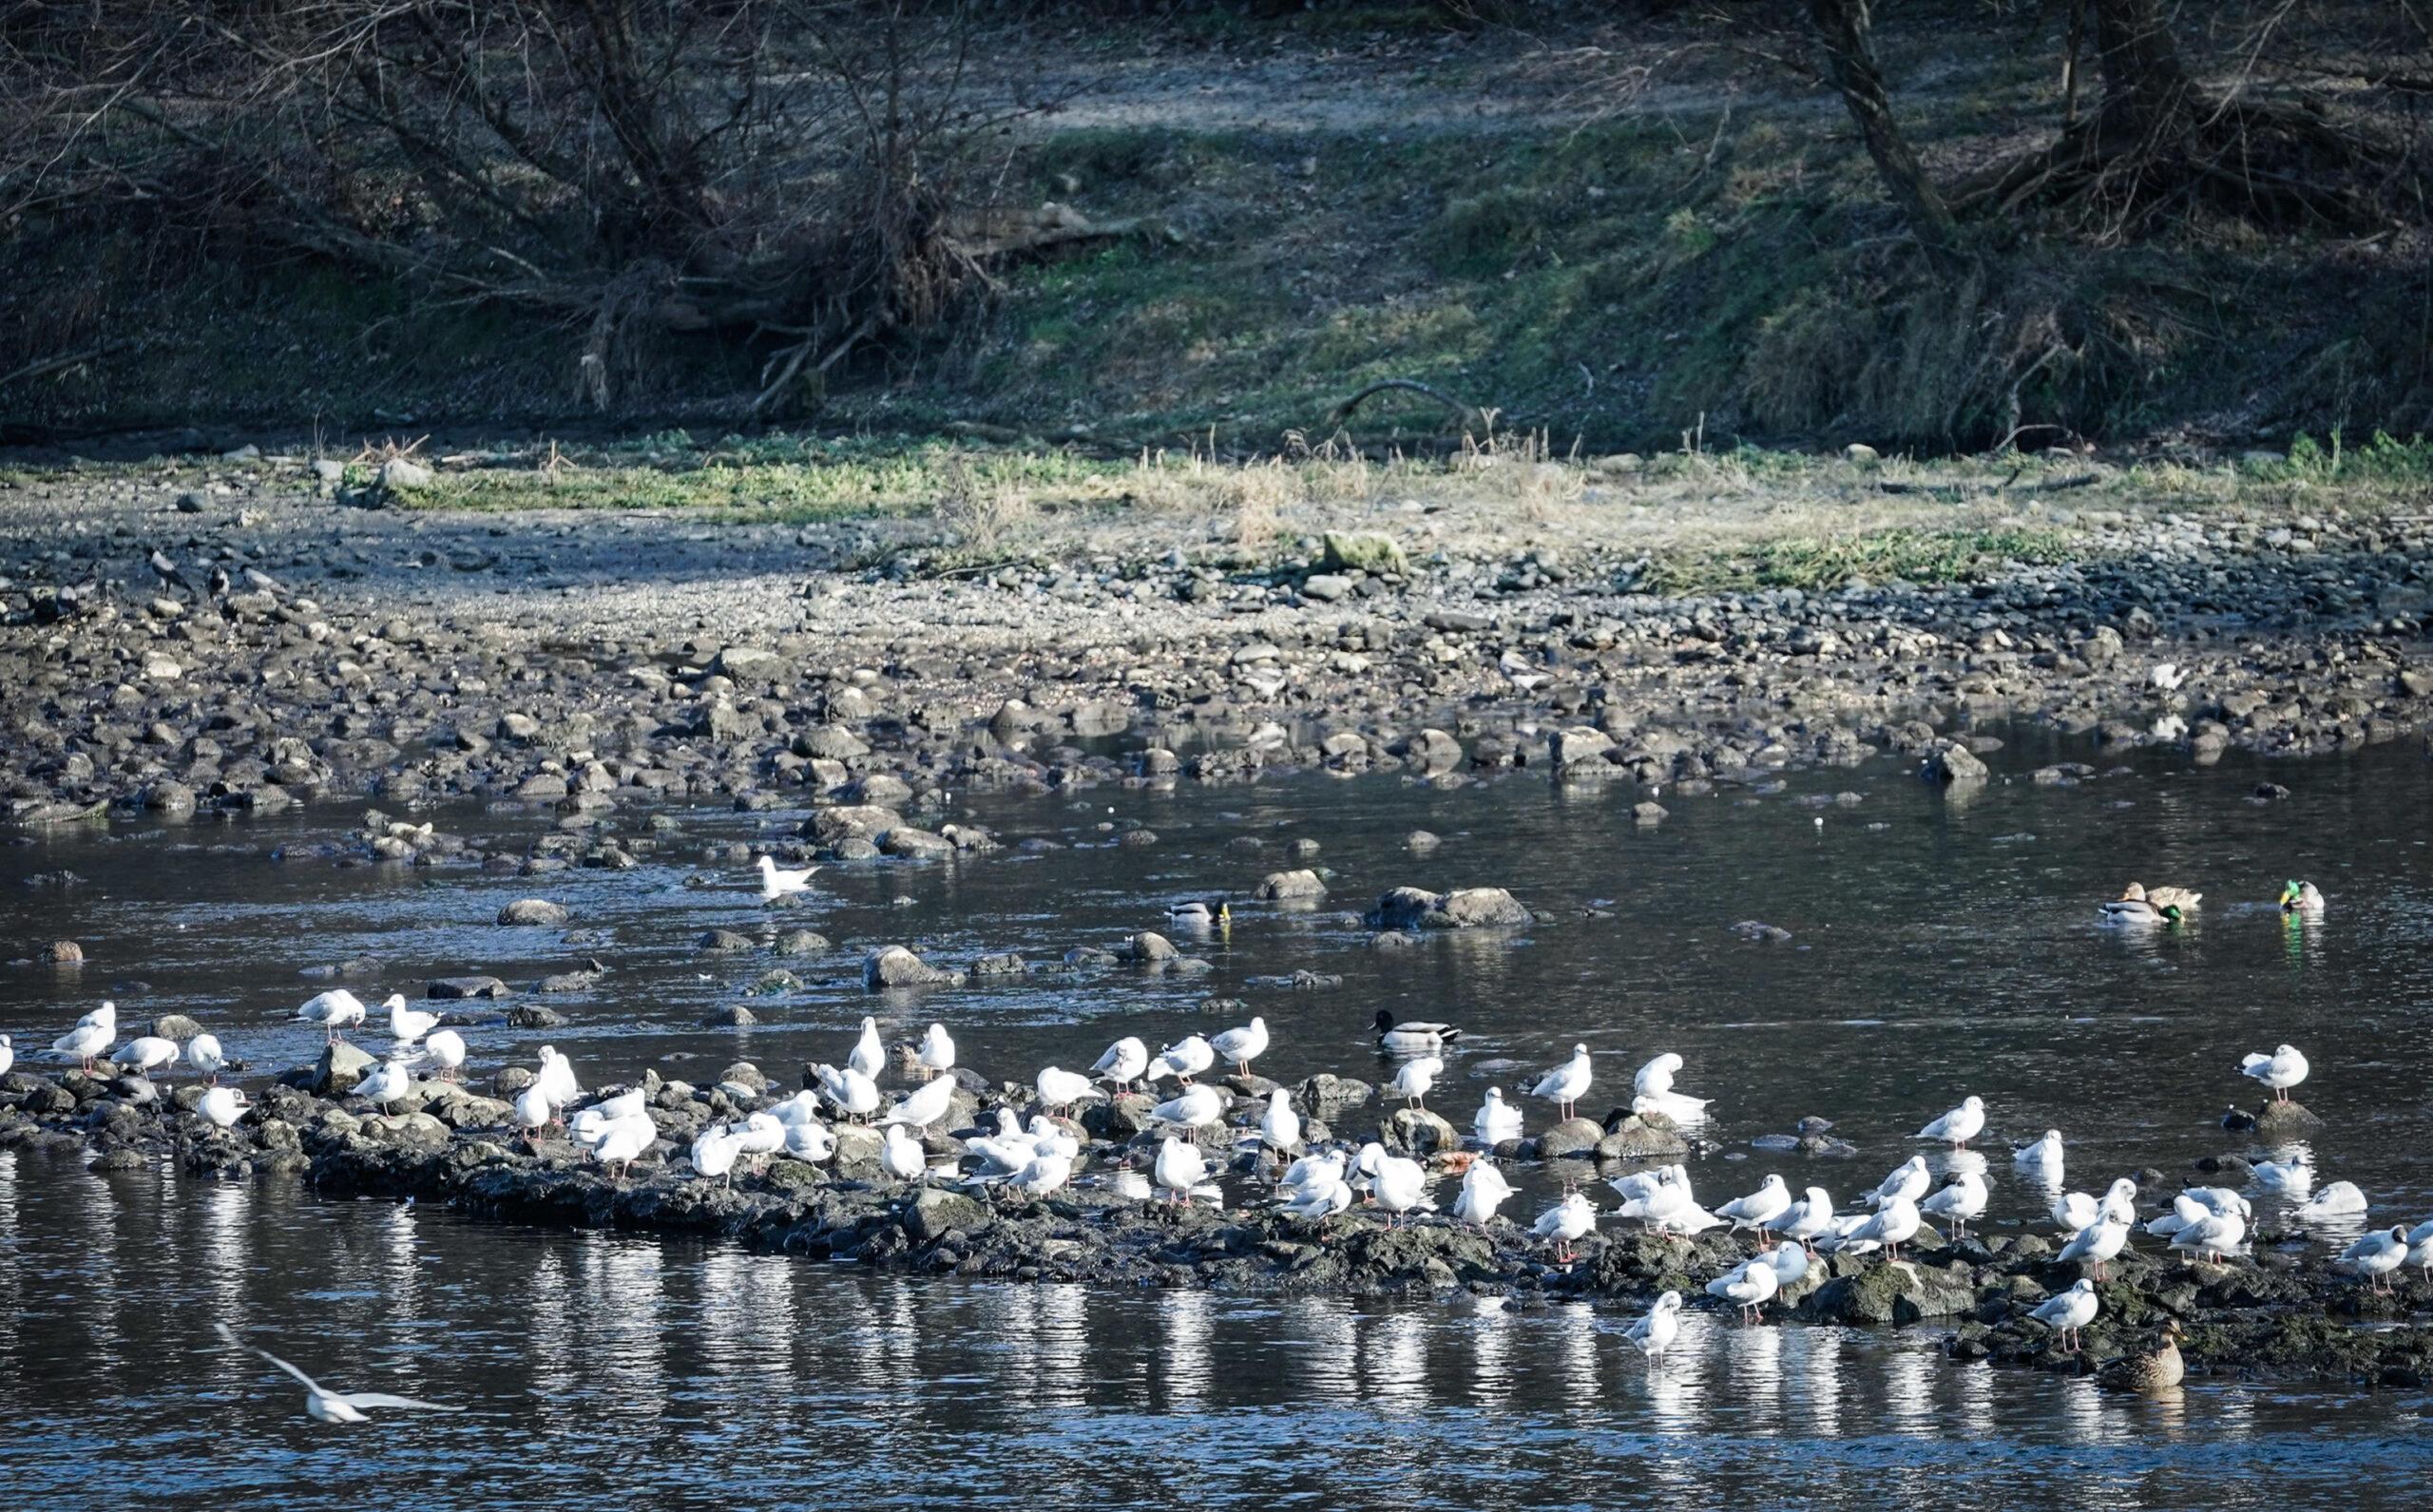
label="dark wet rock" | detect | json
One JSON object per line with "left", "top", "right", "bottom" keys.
{"left": 143, "top": 1014, "right": 207, "bottom": 1043}
{"left": 536, "top": 970, "right": 603, "bottom": 994}
{"left": 1381, "top": 1107, "right": 1461, "bottom": 1157}
{"left": 1255, "top": 869, "right": 1328, "bottom": 901}
{"left": 1730, "top": 920, "right": 1793, "bottom": 944}
{"left": 1114, "top": 931, "right": 1177, "bottom": 964}
{"left": 496, "top": 898, "right": 569, "bottom": 927}
{"left": 1365, "top": 886, "right": 1531, "bottom": 930}
{"left": 1292, "top": 1074, "right": 1374, "bottom": 1126}
{"left": 801, "top": 805, "right": 904, "bottom": 846}
{"left": 705, "top": 1005, "right": 758, "bottom": 1026}
{"left": 774, "top": 929, "right": 833, "bottom": 956}
{"left": 2254, "top": 1101, "right": 2324, "bottom": 1137}
{"left": 972, "top": 952, "right": 1026, "bottom": 977}
{"left": 1597, "top": 1112, "right": 1689, "bottom": 1160}
{"left": 699, "top": 928, "right": 757, "bottom": 953}
{"left": 1801, "top": 1259, "right": 1976, "bottom": 1325}
{"left": 1533, "top": 1117, "right": 1606, "bottom": 1159}
{"left": 1406, "top": 830, "right": 1440, "bottom": 851}
{"left": 309, "top": 1041, "right": 376, "bottom": 1096}
{"left": 863, "top": 945, "right": 965, "bottom": 988}
{"left": 504, "top": 1005, "right": 565, "bottom": 1029}
{"left": 1921, "top": 740, "right": 1989, "bottom": 784}
{"left": 428, "top": 976, "right": 508, "bottom": 1000}
{"left": 907, "top": 1188, "right": 990, "bottom": 1243}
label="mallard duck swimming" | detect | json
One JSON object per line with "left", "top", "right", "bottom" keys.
{"left": 2119, "top": 882, "right": 2202, "bottom": 911}
{"left": 1373, "top": 1010, "right": 1462, "bottom": 1052}
{"left": 2099, "top": 898, "right": 2185, "bottom": 927}
{"left": 1165, "top": 898, "right": 1231, "bottom": 929}
{"left": 2278, "top": 880, "right": 2326, "bottom": 914}
{"left": 2101, "top": 1320, "right": 2185, "bottom": 1393}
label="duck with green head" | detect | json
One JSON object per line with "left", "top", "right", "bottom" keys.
{"left": 2099, "top": 897, "right": 2185, "bottom": 927}
{"left": 2278, "top": 880, "right": 2325, "bottom": 915}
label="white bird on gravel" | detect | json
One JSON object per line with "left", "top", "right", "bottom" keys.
{"left": 1473, "top": 1086, "right": 1523, "bottom": 1147}
{"left": 916, "top": 1023, "right": 955, "bottom": 1074}
{"left": 386, "top": 995, "right": 439, "bottom": 1046}
{"left": 988, "top": 1149, "right": 1074, "bottom": 1203}
{"left": 54, "top": 1005, "right": 116, "bottom": 1070}
{"left": 2339, "top": 1226, "right": 2410, "bottom": 1293}
{"left": 1717, "top": 1174, "right": 1794, "bottom": 1237}
{"left": 757, "top": 854, "right": 816, "bottom": 898}
{"left": 1915, "top": 1095, "right": 1985, "bottom": 1148}
{"left": 1388, "top": 1055, "right": 1443, "bottom": 1110}
{"left": 357, "top": 1058, "right": 412, "bottom": 1109}
{"left": 2239, "top": 1043, "right": 2308, "bottom": 1102}
{"left": 691, "top": 1123, "right": 748, "bottom": 1187}
{"left": 1146, "top": 1035, "right": 1215, "bottom": 1086}
{"left": 294, "top": 990, "right": 366, "bottom": 1043}
{"left": 783, "top": 1120, "right": 835, "bottom": 1163}
{"left": 215, "top": 1323, "right": 463, "bottom": 1424}
{"left": 1624, "top": 1291, "right": 1684, "bottom": 1362}
{"left": 813, "top": 1062, "right": 880, "bottom": 1120}
{"left": 1837, "top": 1196, "right": 1922, "bottom": 1259}
{"left": 2168, "top": 1206, "right": 2248, "bottom": 1264}
{"left": 1452, "top": 1161, "right": 1514, "bottom": 1225}
{"left": 1708, "top": 1254, "right": 1779, "bottom": 1323}
{"left": 1034, "top": 1066, "right": 1102, "bottom": 1117}
{"left": 881, "top": 1074, "right": 956, "bottom": 1131}
{"left": 1357, "top": 1143, "right": 1432, "bottom": 1225}
{"left": 2150, "top": 661, "right": 2185, "bottom": 691}
{"left": 114, "top": 1036, "right": 181, "bottom": 1079}
{"left": 1091, "top": 1036, "right": 1149, "bottom": 1092}
{"left": 1153, "top": 1137, "right": 1212, "bottom": 1206}
{"left": 847, "top": 1018, "right": 886, "bottom": 1081}
{"left": 589, "top": 1116, "right": 654, "bottom": 1181}
{"left": 2057, "top": 1214, "right": 2131, "bottom": 1279}
{"left": 534, "top": 1046, "right": 580, "bottom": 1110}
{"left": 512, "top": 1084, "right": 551, "bottom": 1139}
{"left": 1277, "top": 1162, "right": 1353, "bottom": 1224}
{"left": 1529, "top": 1044, "right": 1592, "bottom": 1121}
{"left": 1257, "top": 1089, "right": 1300, "bottom": 1159}
{"left": 1532, "top": 1191, "right": 1597, "bottom": 1262}
{"left": 1150, "top": 1084, "right": 1223, "bottom": 1130}
{"left": 1867, "top": 1156, "right": 1931, "bottom": 1211}
{"left": 2013, "top": 1129, "right": 2064, "bottom": 1174}
{"left": 1208, "top": 1017, "right": 1269, "bottom": 1076}
{"left": 1926, "top": 1168, "right": 1984, "bottom": 1236}
{"left": 880, "top": 1124, "right": 928, "bottom": 1184}
{"left": 1631, "top": 1052, "right": 1710, "bottom": 1122}
{"left": 201, "top": 1086, "right": 250, "bottom": 1129}
{"left": 422, "top": 1029, "right": 465, "bottom": 1082}
{"left": 1776, "top": 1186, "right": 1836, "bottom": 1254}
{"left": 186, "top": 1033, "right": 226, "bottom": 1084}
{"left": 2296, "top": 1181, "right": 2368, "bottom": 1221}
{"left": 2031, "top": 1278, "right": 2099, "bottom": 1352}
{"left": 2406, "top": 1220, "right": 2433, "bottom": 1278}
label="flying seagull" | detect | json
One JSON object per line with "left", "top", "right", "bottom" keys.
{"left": 214, "top": 1323, "right": 465, "bottom": 1424}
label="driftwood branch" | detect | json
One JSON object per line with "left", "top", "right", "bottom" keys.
{"left": 1328, "top": 378, "right": 1486, "bottom": 431}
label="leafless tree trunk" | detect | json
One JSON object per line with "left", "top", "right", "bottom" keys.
{"left": 1806, "top": 0, "right": 1965, "bottom": 272}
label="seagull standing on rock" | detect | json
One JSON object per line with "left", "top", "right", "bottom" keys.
{"left": 2339, "top": 1226, "right": 2410, "bottom": 1294}
{"left": 1208, "top": 1017, "right": 1269, "bottom": 1077}
{"left": 2030, "top": 1279, "right": 2099, "bottom": 1352}
{"left": 881, "top": 1075, "right": 957, "bottom": 1131}
{"left": 1150, "top": 1084, "right": 1223, "bottom": 1130}
{"left": 1451, "top": 1162, "right": 1513, "bottom": 1225}
{"left": 1922, "top": 1171, "right": 1990, "bottom": 1240}
{"left": 1035, "top": 1066, "right": 1102, "bottom": 1118}
{"left": 53, "top": 1002, "right": 116, "bottom": 1070}
{"left": 1717, "top": 1175, "right": 1794, "bottom": 1238}
{"left": 1776, "top": 1187, "right": 1836, "bottom": 1255}
{"left": 880, "top": 1124, "right": 929, "bottom": 1184}
{"left": 2239, "top": 1043, "right": 2308, "bottom": 1103}
{"left": 2057, "top": 1214, "right": 2132, "bottom": 1280}
{"left": 186, "top": 1033, "right": 226, "bottom": 1084}
{"left": 847, "top": 1019, "right": 886, "bottom": 1081}
{"left": 1153, "top": 1137, "right": 1211, "bottom": 1206}
{"left": 201, "top": 1086, "right": 250, "bottom": 1129}
{"left": 1147, "top": 1035, "right": 1215, "bottom": 1086}
{"left": 1388, "top": 1055, "right": 1443, "bottom": 1111}
{"left": 917, "top": 1023, "right": 956, "bottom": 1074}
{"left": 813, "top": 1062, "right": 880, "bottom": 1121}
{"left": 1091, "top": 1037, "right": 1148, "bottom": 1093}
{"left": 1532, "top": 1191, "right": 1597, "bottom": 1263}
{"left": 1530, "top": 1044, "right": 1592, "bottom": 1122}
{"left": 1708, "top": 1254, "right": 1779, "bottom": 1324}
{"left": 114, "top": 1035, "right": 181, "bottom": 1079}
{"left": 422, "top": 1029, "right": 466, "bottom": 1082}
{"left": 1866, "top": 1156, "right": 1931, "bottom": 1211}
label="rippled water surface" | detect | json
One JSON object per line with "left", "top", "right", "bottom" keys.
{"left": 3, "top": 729, "right": 2431, "bottom": 1505}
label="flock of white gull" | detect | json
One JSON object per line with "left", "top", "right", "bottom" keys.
{"left": 5, "top": 867, "right": 2404, "bottom": 1412}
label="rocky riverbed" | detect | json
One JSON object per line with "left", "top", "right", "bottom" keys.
{"left": 1, "top": 460, "right": 2430, "bottom": 833}
{"left": 4, "top": 1046, "right": 2426, "bottom": 1390}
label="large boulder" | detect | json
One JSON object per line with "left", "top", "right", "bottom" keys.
{"left": 496, "top": 898, "right": 569, "bottom": 927}
{"left": 311, "top": 1041, "right": 377, "bottom": 1096}
{"left": 1321, "top": 530, "right": 1406, "bottom": 574}
{"left": 1381, "top": 1107, "right": 1461, "bottom": 1157}
{"left": 1366, "top": 886, "right": 1532, "bottom": 930}
{"left": 863, "top": 946, "right": 966, "bottom": 989}
{"left": 1921, "top": 740, "right": 1988, "bottom": 784}
{"left": 906, "top": 1187, "right": 991, "bottom": 1243}
{"left": 1292, "top": 1074, "right": 1374, "bottom": 1126}
{"left": 1255, "top": 870, "right": 1328, "bottom": 901}
{"left": 1801, "top": 1260, "right": 1978, "bottom": 1325}
{"left": 1532, "top": 1116, "right": 1606, "bottom": 1160}
{"left": 801, "top": 805, "right": 904, "bottom": 846}
{"left": 1596, "top": 1112, "right": 1689, "bottom": 1160}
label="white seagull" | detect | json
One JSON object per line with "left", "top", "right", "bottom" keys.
{"left": 847, "top": 1018, "right": 886, "bottom": 1081}
{"left": 295, "top": 990, "right": 367, "bottom": 1043}
{"left": 880, "top": 1074, "right": 957, "bottom": 1131}
{"left": 1922, "top": 1172, "right": 1989, "bottom": 1239}
{"left": 2013, "top": 1129, "right": 2064, "bottom": 1174}
{"left": 1708, "top": 1254, "right": 1779, "bottom": 1324}
{"left": 1146, "top": 1035, "right": 1215, "bottom": 1086}
{"left": 1451, "top": 1162, "right": 1514, "bottom": 1225}
{"left": 1091, "top": 1036, "right": 1149, "bottom": 1092}
{"left": 757, "top": 854, "right": 817, "bottom": 898}
{"left": 2057, "top": 1215, "right": 2131, "bottom": 1280}
{"left": 1149, "top": 1084, "right": 1223, "bottom": 1130}
{"left": 1389, "top": 1055, "right": 1443, "bottom": 1110}
{"left": 53, "top": 1006, "right": 115, "bottom": 1070}
{"left": 691, "top": 1123, "right": 748, "bottom": 1187}
{"left": 1532, "top": 1191, "right": 1597, "bottom": 1263}
{"left": 1257, "top": 1089, "right": 1301, "bottom": 1161}
{"left": 2339, "top": 1226, "right": 2410, "bottom": 1294}
{"left": 916, "top": 1023, "right": 956, "bottom": 1074}
{"left": 1624, "top": 1291, "right": 1684, "bottom": 1362}
{"left": 1838, "top": 1196, "right": 1922, "bottom": 1259}
{"left": 1717, "top": 1175, "right": 1794, "bottom": 1238}
{"left": 214, "top": 1324, "right": 463, "bottom": 1423}
{"left": 1631, "top": 1052, "right": 1710, "bottom": 1122}
{"left": 2167, "top": 1206, "right": 2248, "bottom": 1264}
{"left": 1866, "top": 1157, "right": 1932, "bottom": 1210}
{"left": 1529, "top": 1044, "right": 1593, "bottom": 1121}
{"left": 1207, "top": 1017, "right": 1269, "bottom": 1076}
{"left": 1153, "top": 1138, "right": 1211, "bottom": 1206}
{"left": 2238, "top": 1043, "right": 2308, "bottom": 1103}
{"left": 1357, "top": 1143, "right": 1431, "bottom": 1226}
{"left": 2030, "top": 1279, "right": 2098, "bottom": 1352}
{"left": 1915, "top": 1095, "right": 1985, "bottom": 1149}
{"left": 423, "top": 1029, "right": 466, "bottom": 1082}
{"left": 1472, "top": 1086, "right": 1523, "bottom": 1147}
{"left": 880, "top": 1124, "right": 929, "bottom": 1184}
{"left": 1776, "top": 1187, "right": 1836, "bottom": 1254}
{"left": 812, "top": 1062, "right": 881, "bottom": 1120}
{"left": 201, "top": 1086, "right": 250, "bottom": 1130}
{"left": 1034, "top": 1066, "right": 1102, "bottom": 1117}
{"left": 2295, "top": 1181, "right": 2369, "bottom": 1221}
{"left": 114, "top": 1035, "right": 181, "bottom": 1079}
{"left": 385, "top": 994, "right": 439, "bottom": 1046}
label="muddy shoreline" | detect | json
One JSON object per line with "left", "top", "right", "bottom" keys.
{"left": 2, "top": 1059, "right": 2426, "bottom": 1389}
{"left": 2, "top": 472, "right": 2430, "bottom": 835}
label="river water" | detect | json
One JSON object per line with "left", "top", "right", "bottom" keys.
{"left": 3, "top": 727, "right": 2431, "bottom": 1505}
